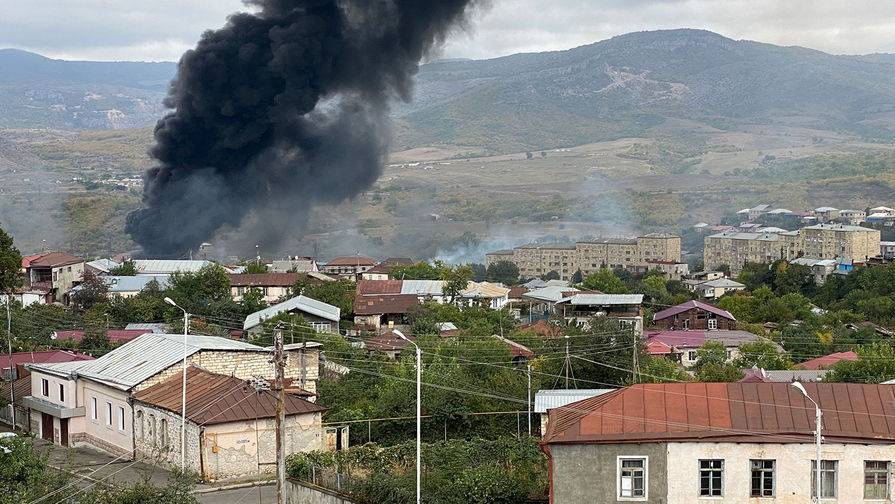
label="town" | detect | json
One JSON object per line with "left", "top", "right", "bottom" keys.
{"left": 3, "top": 198, "right": 895, "bottom": 502}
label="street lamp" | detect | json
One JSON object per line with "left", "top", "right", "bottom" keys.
{"left": 791, "top": 381, "right": 822, "bottom": 503}
{"left": 394, "top": 330, "right": 421, "bottom": 504}
{"left": 164, "top": 297, "right": 190, "bottom": 471}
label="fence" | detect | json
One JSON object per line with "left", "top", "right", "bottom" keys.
{"left": 293, "top": 464, "right": 355, "bottom": 496}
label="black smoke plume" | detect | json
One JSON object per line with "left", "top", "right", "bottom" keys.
{"left": 127, "top": 0, "right": 476, "bottom": 256}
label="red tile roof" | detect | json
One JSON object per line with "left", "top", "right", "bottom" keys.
{"left": 508, "top": 286, "right": 529, "bottom": 299}
{"left": 0, "top": 350, "right": 94, "bottom": 369}
{"left": 353, "top": 294, "right": 420, "bottom": 315}
{"left": 52, "top": 329, "right": 150, "bottom": 343}
{"left": 653, "top": 300, "right": 735, "bottom": 322}
{"left": 795, "top": 351, "right": 859, "bottom": 370}
{"left": 518, "top": 319, "right": 563, "bottom": 339}
{"left": 543, "top": 383, "right": 895, "bottom": 445}
{"left": 27, "top": 252, "right": 83, "bottom": 268}
{"left": 133, "top": 366, "right": 326, "bottom": 425}
{"left": 326, "top": 256, "right": 377, "bottom": 267}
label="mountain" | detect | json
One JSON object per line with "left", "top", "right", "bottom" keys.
{"left": 0, "top": 49, "right": 175, "bottom": 129}
{"left": 4, "top": 30, "right": 895, "bottom": 149}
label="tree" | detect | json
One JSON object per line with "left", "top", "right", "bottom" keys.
{"left": 166, "top": 264, "right": 232, "bottom": 312}
{"left": 570, "top": 269, "right": 583, "bottom": 284}
{"left": 109, "top": 259, "right": 137, "bottom": 276}
{"left": 825, "top": 343, "right": 895, "bottom": 383}
{"left": 541, "top": 270, "right": 560, "bottom": 281}
{"left": 485, "top": 261, "right": 519, "bottom": 285}
{"left": 468, "top": 263, "right": 487, "bottom": 282}
{"left": 640, "top": 275, "right": 669, "bottom": 303}
{"left": 296, "top": 279, "right": 355, "bottom": 317}
{"left": 637, "top": 357, "right": 691, "bottom": 383}
{"left": 442, "top": 265, "right": 473, "bottom": 303}
{"left": 70, "top": 270, "right": 109, "bottom": 312}
{"left": 244, "top": 261, "right": 268, "bottom": 274}
{"left": 0, "top": 225, "right": 22, "bottom": 295}
{"left": 581, "top": 268, "right": 628, "bottom": 294}
{"left": 732, "top": 340, "right": 792, "bottom": 370}
{"left": 693, "top": 341, "right": 743, "bottom": 382}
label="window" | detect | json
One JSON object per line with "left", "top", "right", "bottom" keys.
{"left": 687, "top": 350, "right": 698, "bottom": 362}
{"left": 618, "top": 457, "right": 647, "bottom": 499}
{"left": 91, "top": 397, "right": 97, "bottom": 420}
{"left": 699, "top": 459, "right": 723, "bottom": 497}
{"left": 136, "top": 410, "right": 144, "bottom": 440}
{"left": 812, "top": 460, "right": 838, "bottom": 499}
{"left": 682, "top": 319, "right": 690, "bottom": 330}
{"left": 148, "top": 414, "right": 156, "bottom": 446}
{"left": 865, "top": 461, "right": 890, "bottom": 499}
{"left": 117, "top": 406, "right": 125, "bottom": 431}
{"left": 106, "top": 402, "right": 113, "bottom": 426}
{"left": 160, "top": 419, "right": 168, "bottom": 447}
{"left": 59, "top": 383, "right": 65, "bottom": 403}
{"left": 311, "top": 322, "right": 331, "bottom": 333}
{"left": 750, "top": 459, "right": 775, "bottom": 497}
{"left": 41, "top": 378, "right": 49, "bottom": 397}
{"left": 707, "top": 318, "right": 718, "bottom": 330}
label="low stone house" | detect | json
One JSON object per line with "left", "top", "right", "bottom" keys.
{"left": 132, "top": 366, "right": 326, "bottom": 482}
{"left": 652, "top": 300, "right": 736, "bottom": 331}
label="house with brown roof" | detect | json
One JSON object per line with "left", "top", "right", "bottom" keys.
{"left": 322, "top": 256, "right": 377, "bottom": 278}
{"left": 360, "top": 257, "right": 414, "bottom": 281}
{"left": 652, "top": 300, "right": 737, "bottom": 331}
{"left": 24, "top": 252, "right": 85, "bottom": 304}
{"left": 132, "top": 366, "right": 326, "bottom": 482}
{"left": 645, "top": 330, "right": 771, "bottom": 367}
{"left": 228, "top": 272, "right": 334, "bottom": 303}
{"left": 795, "top": 351, "right": 859, "bottom": 370}
{"left": 542, "top": 382, "right": 895, "bottom": 503}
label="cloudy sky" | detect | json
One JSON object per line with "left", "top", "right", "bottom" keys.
{"left": 2, "top": 0, "right": 895, "bottom": 62}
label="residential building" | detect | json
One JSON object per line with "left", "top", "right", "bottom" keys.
{"left": 522, "top": 286, "right": 580, "bottom": 321}
{"left": 790, "top": 257, "right": 839, "bottom": 285}
{"left": 486, "top": 233, "right": 683, "bottom": 281}
{"left": 132, "top": 259, "right": 221, "bottom": 276}
{"left": 683, "top": 277, "right": 747, "bottom": 299}
{"left": 542, "top": 383, "right": 895, "bottom": 504}
{"left": 228, "top": 272, "right": 333, "bottom": 303}
{"left": 242, "top": 295, "right": 341, "bottom": 336}
{"left": 460, "top": 281, "right": 510, "bottom": 309}
{"left": 1, "top": 349, "right": 93, "bottom": 381}
{"left": 24, "top": 252, "right": 85, "bottom": 304}
{"left": 652, "top": 300, "right": 736, "bottom": 330}
{"left": 837, "top": 209, "right": 866, "bottom": 225}
{"left": 813, "top": 206, "right": 840, "bottom": 222}
{"left": 322, "top": 256, "right": 377, "bottom": 277}
{"left": 491, "top": 334, "right": 535, "bottom": 366}
{"left": 85, "top": 258, "right": 121, "bottom": 275}
{"left": 704, "top": 224, "right": 881, "bottom": 275}
{"left": 645, "top": 330, "right": 771, "bottom": 367}
{"left": 50, "top": 328, "right": 151, "bottom": 346}
{"left": 554, "top": 293, "right": 644, "bottom": 335}
{"left": 359, "top": 258, "right": 414, "bottom": 280}
{"left": 0, "top": 375, "right": 30, "bottom": 429}
{"left": 132, "top": 366, "right": 326, "bottom": 481}
{"left": 353, "top": 294, "right": 420, "bottom": 333}
{"left": 23, "top": 333, "right": 320, "bottom": 452}
{"left": 882, "top": 241, "right": 895, "bottom": 260}
{"left": 0, "top": 286, "right": 51, "bottom": 307}
{"left": 533, "top": 388, "right": 614, "bottom": 435}
{"left": 687, "top": 271, "right": 726, "bottom": 282}
{"left": 69, "top": 275, "right": 169, "bottom": 299}
{"left": 738, "top": 367, "right": 830, "bottom": 383}
{"left": 269, "top": 257, "right": 320, "bottom": 273}
{"left": 794, "top": 351, "right": 858, "bottom": 370}
{"left": 736, "top": 204, "right": 770, "bottom": 221}
{"left": 357, "top": 279, "right": 448, "bottom": 303}
{"left": 365, "top": 330, "right": 414, "bottom": 359}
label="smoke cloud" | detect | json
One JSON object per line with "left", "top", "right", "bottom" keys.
{"left": 127, "top": 0, "right": 477, "bottom": 256}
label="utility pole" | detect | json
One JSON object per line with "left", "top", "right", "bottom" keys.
{"left": 274, "top": 326, "right": 287, "bottom": 504}
{"left": 564, "top": 335, "right": 570, "bottom": 388}
{"left": 526, "top": 364, "right": 532, "bottom": 436}
{"left": 5, "top": 297, "right": 15, "bottom": 428}
{"left": 632, "top": 326, "right": 638, "bottom": 384}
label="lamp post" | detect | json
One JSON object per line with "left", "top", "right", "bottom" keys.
{"left": 394, "top": 330, "right": 421, "bottom": 504}
{"left": 792, "top": 382, "right": 822, "bottom": 503}
{"left": 164, "top": 297, "right": 189, "bottom": 471}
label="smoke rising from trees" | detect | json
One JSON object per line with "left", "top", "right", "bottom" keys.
{"left": 127, "top": 0, "right": 478, "bottom": 256}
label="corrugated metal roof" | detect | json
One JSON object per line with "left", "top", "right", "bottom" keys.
{"left": 543, "top": 383, "right": 895, "bottom": 445}
{"left": 803, "top": 223, "right": 878, "bottom": 232}
{"left": 701, "top": 278, "right": 746, "bottom": 288}
{"left": 28, "top": 252, "right": 83, "bottom": 268}
{"left": 133, "top": 366, "right": 325, "bottom": 425}
{"left": 86, "top": 258, "right": 120, "bottom": 272}
{"left": 557, "top": 294, "right": 643, "bottom": 305}
{"left": 33, "top": 333, "right": 264, "bottom": 390}
{"left": 124, "top": 323, "right": 168, "bottom": 333}
{"left": 243, "top": 295, "right": 340, "bottom": 330}
{"left": 646, "top": 330, "right": 764, "bottom": 350}
{"left": 133, "top": 260, "right": 217, "bottom": 275}
{"left": 401, "top": 280, "right": 445, "bottom": 296}
{"left": 325, "top": 256, "right": 376, "bottom": 266}
{"left": 653, "top": 300, "right": 735, "bottom": 322}
{"left": 534, "top": 389, "right": 615, "bottom": 413}
{"left": 794, "top": 351, "right": 858, "bottom": 370}
{"left": 523, "top": 286, "right": 579, "bottom": 303}
{"left": 461, "top": 281, "right": 510, "bottom": 298}
{"left": 353, "top": 294, "right": 420, "bottom": 315}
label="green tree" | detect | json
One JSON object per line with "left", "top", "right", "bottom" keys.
{"left": 469, "top": 263, "right": 487, "bottom": 282}
{"left": 825, "top": 343, "right": 895, "bottom": 383}
{"left": 293, "top": 279, "right": 355, "bottom": 318}
{"left": 166, "top": 264, "right": 232, "bottom": 312}
{"left": 640, "top": 275, "right": 669, "bottom": 303}
{"left": 0, "top": 225, "right": 22, "bottom": 295}
{"left": 0, "top": 437, "right": 69, "bottom": 504}
{"left": 581, "top": 268, "right": 628, "bottom": 294}
{"left": 442, "top": 265, "right": 473, "bottom": 304}
{"left": 693, "top": 341, "right": 743, "bottom": 382}
{"left": 637, "top": 357, "right": 691, "bottom": 383}
{"left": 244, "top": 261, "right": 268, "bottom": 274}
{"left": 70, "top": 270, "right": 109, "bottom": 313}
{"left": 485, "top": 261, "right": 519, "bottom": 285}
{"left": 109, "top": 259, "right": 137, "bottom": 276}
{"left": 732, "top": 340, "right": 792, "bottom": 370}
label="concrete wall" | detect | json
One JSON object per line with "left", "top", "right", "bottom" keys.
{"left": 202, "top": 412, "right": 324, "bottom": 482}
{"left": 30, "top": 370, "right": 78, "bottom": 410}
{"left": 550, "top": 443, "right": 668, "bottom": 503}
{"left": 79, "top": 380, "right": 133, "bottom": 457}
{"left": 53, "top": 262, "right": 85, "bottom": 300}
{"left": 287, "top": 480, "right": 355, "bottom": 504}
{"left": 666, "top": 441, "right": 895, "bottom": 504}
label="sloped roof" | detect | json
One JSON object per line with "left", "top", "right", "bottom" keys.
{"left": 228, "top": 272, "right": 304, "bottom": 287}
{"left": 523, "top": 286, "right": 579, "bottom": 303}
{"left": 493, "top": 334, "right": 534, "bottom": 359}
{"left": 31, "top": 333, "right": 264, "bottom": 390}
{"left": 365, "top": 330, "right": 414, "bottom": 352}
{"left": 357, "top": 279, "right": 403, "bottom": 295}
{"left": 653, "top": 300, "right": 735, "bottom": 322}
{"left": 133, "top": 260, "right": 220, "bottom": 275}
{"left": 534, "top": 389, "right": 615, "bottom": 414}
{"left": 794, "top": 351, "right": 859, "bottom": 370}
{"left": 325, "top": 256, "right": 377, "bottom": 267}
{"left": 462, "top": 281, "right": 510, "bottom": 299}
{"left": 51, "top": 329, "right": 151, "bottom": 343}
{"left": 133, "top": 366, "right": 325, "bottom": 425}
{"left": 543, "top": 383, "right": 895, "bottom": 445}
{"left": 556, "top": 293, "right": 643, "bottom": 306}
{"left": 645, "top": 330, "right": 764, "bottom": 349}
{"left": 243, "top": 295, "right": 340, "bottom": 330}
{"left": 401, "top": 280, "right": 445, "bottom": 296}
{"left": 28, "top": 252, "right": 83, "bottom": 268}
{"left": 353, "top": 294, "right": 420, "bottom": 316}
{"left": 70, "top": 275, "right": 169, "bottom": 295}
{"left": 702, "top": 278, "right": 746, "bottom": 288}
{"left": 0, "top": 350, "right": 93, "bottom": 370}
{"left": 86, "top": 258, "right": 120, "bottom": 273}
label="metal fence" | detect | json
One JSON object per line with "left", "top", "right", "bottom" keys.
{"left": 297, "top": 464, "right": 354, "bottom": 495}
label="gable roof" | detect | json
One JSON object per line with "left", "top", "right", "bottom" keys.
{"left": 645, "top": 330, "right": 764, "bottom": 350}
{"left": 462, "top": 281, "right": 510, "bottom": 299}
{"left": 325, "top": 256, "right": 377, "bottom": 267}
{"left": 353, "top": 294, "right": 420, "bottom": 316}
{"left": 543, "top": 383, "right": 895, "bottom": 445}
{"left": 555, "top": 293, "right": 643, "bottom": 306}
{"left": 243, "top": 295, "right": 340, "bottom": 330}
{"left": 28, "top": 252, "right": 83, "bottom": 268}
{"left": 31, "top": 333, "right": 264, "bottom": 390}
{"left": 132, "top": 260, "right": 220, "bottom": 275}
{"left": 228, "top": 272, "right": 305, "bottom": 287}
{"left": 701, "top": 278, "right": 746, "bottom": 288}
{"left": 0, "top": 350, "right": 93, "bottom": 370}
{"left": 653, "top": 300, "right": 735, "bottom": 322}
{"left": 51, "top": 329, "right": 151, "bottom": 343}
{"left": 133, "top": 366, "right": 325, "bottom": 425}
{"left": 365, "top": 330, "right": 414, "bottom": 353}
{"left": 794, "top": 351, "right": 859, "bottom": 370}
{"left": 523, "top": 286, "right": 579, "bottom": 303}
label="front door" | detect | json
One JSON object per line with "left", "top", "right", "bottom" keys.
{"left": 60, "top": 418, "right": 69, "bottom": 446}
{"left": 41, "top": 413, "right": 53, "bottom": 442}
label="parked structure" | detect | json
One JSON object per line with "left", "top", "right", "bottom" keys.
{"left": 652, "top": 300, "right": 736, "bottom": 330}
{"left": 542, "top": 382, "right": 895, "bottom": 504}
{"left": 132, "top": 366, "right": 326, "bottom": 481}
{"left": 485, "top": 233, "right": 684, "bottom": 281}
{"left": 645, "top": 330, "right": 770, "bottom": 367}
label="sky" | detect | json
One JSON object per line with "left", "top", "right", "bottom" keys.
{"left": 2, "top": 0, "right": 895, "bottom": 62}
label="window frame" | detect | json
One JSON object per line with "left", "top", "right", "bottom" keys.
{"left": 687, "top": 350, "right": 698, "bottom": 362}
{"left": 91, "top": 397, "right": 97, "bottom": 420}
{"left": 58, "top": 383, "right": 65, "bottom": 403}
{"left": 864, "top": 460, "right": 890, "bottom": 500}
{"left": 750, "top": 459, "right": 775, "bottom": 498}
{"left": 707, "top": 318, "right": 718, "bottom": 330}
{"left": 106, "top": 401, "right": 113, "bottom": 427}
{"left": 617, "top": 456, "right": 649, "bottom": 501}
{"left": 41, "top": 378, "right": 49, "bottom": 397}
{"left": 699, "top": 459, "right": 724, "bottom": 498}
{"left": 117, "top": 406, "right": 125, "bottom": 431}
{"left": 811, "top": 460, "right": 838, "bottom": 499}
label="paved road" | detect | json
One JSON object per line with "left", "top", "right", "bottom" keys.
{"left": 198, "top": 484, "right": 276, "bottom": 504}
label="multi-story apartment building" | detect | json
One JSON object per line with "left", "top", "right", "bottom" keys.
{"left": 485, "top": 233, "right": 683, "bottom": 280}
{"left": 704, "top": 224, "right": 881, "bottom": 274}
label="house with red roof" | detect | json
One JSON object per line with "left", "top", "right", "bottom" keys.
{"left": 794, "top": 351, "right": 858, "bottom": 370}
{"left": 541, "top": 382, "right": 895, "bottom": 503}
{"left": 23, "top": 252, "right": 85, "bottom": 304}
{"left": 645, "top": 329, "right": 771, "bottom": 367}
{"left": 50, "top": 329, "right": 152, "bottom": 347}
{"left": 652, "top": 300, "right": 737, "bottom": 331}
{"left": 1, "top": 349, "right": 94, "bottom": 380}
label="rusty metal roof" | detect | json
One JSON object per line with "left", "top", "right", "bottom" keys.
{"left": 353, "top": 293, "right": 420, "bottom": 315}
{"left": 543, "top": 383, "right": 895, "bottom": 445}
{"left": 133, "top": 366, "right": 326, "bottom": 425}
{"left": 28, "top": 252, "right": 83, "bottom": 268}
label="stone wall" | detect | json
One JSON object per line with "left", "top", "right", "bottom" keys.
{"left": 287, "top": 479, "right": 356, "bottom": 504}
{"left": 133, "top": 403, "right": 203, "bottom": 473}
